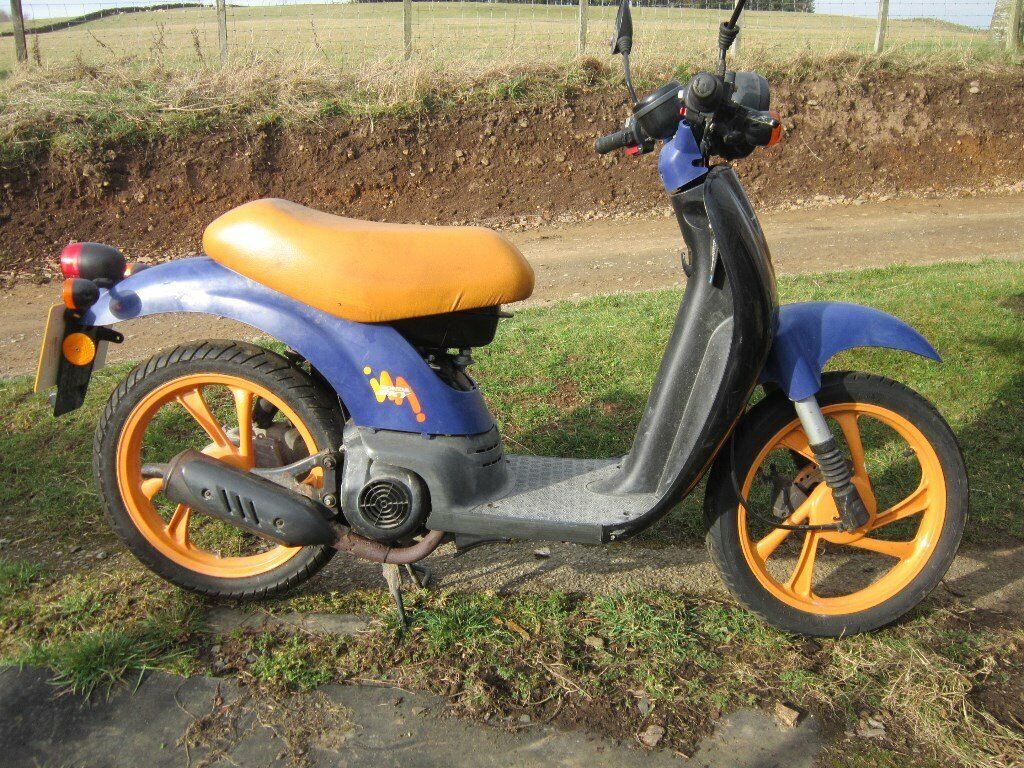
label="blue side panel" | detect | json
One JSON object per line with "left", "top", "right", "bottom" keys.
{"left": 658, "top": 123, "right": 708, "bottom": 193}
{"left": 761, "top": 301, "right": 941, "bottom": 401}
{"left": 82, "top": 257, "right": 496, "bottom": 436}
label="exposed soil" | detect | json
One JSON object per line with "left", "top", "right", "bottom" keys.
{"left": 2, "top": 67, "right": 1024, "bottom": 282}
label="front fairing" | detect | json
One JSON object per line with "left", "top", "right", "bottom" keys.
{"left": 703, "top": 165, "right": 778, "bottom": 312}
{"left": 658, "top": 121, "right": 708, "bottom": 193}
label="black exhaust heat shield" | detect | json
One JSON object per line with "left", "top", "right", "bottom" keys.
{"left": 161, "top": 449, "right": 337, "bottom": 547}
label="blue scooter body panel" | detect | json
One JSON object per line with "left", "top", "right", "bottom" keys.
{"left": 82, "top": 257, "right": 496, "bottom": 436}
{"left": 658, "top": 123, "right": 708, "bottom": 192}
{"left": 762, "top": 301, "right": 941, "bottom": 400}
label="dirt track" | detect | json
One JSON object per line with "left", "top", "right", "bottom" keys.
{"left": 2, "top": 189, "right": 1022, "bottom": 377}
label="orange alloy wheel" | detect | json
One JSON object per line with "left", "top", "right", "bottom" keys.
{"left": 115, "top": 373, "right": 321, "bottom": 579}
{"left": 737, "top": 402, "right": 946, "bottom": 615}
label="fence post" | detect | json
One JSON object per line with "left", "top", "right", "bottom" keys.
{"left": 1008, "top": 0, "right": 1023, "bottom": 53}
{"left": 404, "top": 0, "right": 412, "bottom": 60}
{"left": 873, "top": 0, "right": 890, "bottom": 53}
{"left": 9, "top": 0, "right": 27, "bottom": 64}
{"left": 215, "top": 0, "right": 228, "bottom": 66}
{"left": 578, "top": 0, "right": 588, "bottom": 56}
{"left": 732, "top": 0, "right": 741, "bottom": 57}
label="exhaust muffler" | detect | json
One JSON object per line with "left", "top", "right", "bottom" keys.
{"left": 159, "top": 449, "right": 338, "bottom": 547}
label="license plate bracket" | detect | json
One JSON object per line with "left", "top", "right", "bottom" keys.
{"left": 35, "top": 304, "right": 119, "bottom": 416}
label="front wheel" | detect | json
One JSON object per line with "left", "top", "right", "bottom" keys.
{"left": 705, "top": 372, "right": 967, "bottom": 636}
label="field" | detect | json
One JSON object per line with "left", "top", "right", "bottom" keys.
{"left": 1, "top": 1, "right": 995, "bottom": 74}
{"left": 0, "top": 259, "right": 1022, "bottom": 766}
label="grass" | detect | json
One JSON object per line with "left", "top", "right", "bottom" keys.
{"left": 0, "top": 259, "right": 1022, "bottom": 764}
{"left": 0, "top": 1, "right": 998, "bottom": 74}
{"left": 0, "top": 562, "right": 203, "bottom": 697}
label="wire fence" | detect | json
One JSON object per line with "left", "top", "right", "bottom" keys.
{"left": 2, "top": 0, "right": 1021, "bottom": 71}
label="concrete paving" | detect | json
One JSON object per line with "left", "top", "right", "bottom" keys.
{"left": 0, "top": 666, "right": 821, "bottom": 767}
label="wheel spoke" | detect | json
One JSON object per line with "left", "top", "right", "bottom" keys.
{"left": 140, "top": 477, "right": 164, "bottom": 500}
{"left": 870, "top": 483, "right": 930, "bottom": 531}
{"left": 176, "top": 387, "right": 234, "bottom": 452}
{"left": 231, "top": 387, "right": 255, "bottom": 465}
{"left": 834, "top": 412, "right": 869, "bottom": 481}
{"left": 165, "top": 504, "right": 191, "bottom": 547}
{"left": 786, "top": 531, "right": 820, "bottom": 597}
{"left": 754, "top": 502, "right": 812, "bottom": 562}
{"left": 844, "top": 535, "right": 916, "bottom": 560}
{"left": 779, "top": 428, "right": 817, "bottom": 464}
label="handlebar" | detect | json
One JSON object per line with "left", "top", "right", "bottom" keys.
{"left": 595, "top": 128, "right": 635, "bottom": 155}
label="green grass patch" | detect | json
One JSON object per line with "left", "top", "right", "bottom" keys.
{"left": 248, "top": 632, "right": 334, "bottom": 691}
{"left": 0, "top": 558, "right": 44, "bottom": 598}
{"left": 0, "top": 565, "right": 203, "bottom": 697}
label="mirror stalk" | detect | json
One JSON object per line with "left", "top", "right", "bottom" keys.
{"left": 622, "top": 53, "right": 639, "bottom": 105}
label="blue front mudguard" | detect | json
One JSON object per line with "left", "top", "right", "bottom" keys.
{"left": 761, "top": 301, "right": 941, "bottom": 400}
{"left": 82, "top": 257, "right": 495, "bottom": 435}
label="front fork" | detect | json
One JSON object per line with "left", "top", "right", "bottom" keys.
{"left": 792, "top": 395, "right": 871, "bottom": 531}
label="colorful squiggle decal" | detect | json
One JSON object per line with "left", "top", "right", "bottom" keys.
{"left": 363, "top": 367, "right": 426, "bottom": 423}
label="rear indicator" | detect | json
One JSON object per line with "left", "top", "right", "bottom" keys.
{"left": 767, "top": 110, "right": 783, "bottom": 147}
{"left": 62, "top": 278, "right": 99, "bottom": 311}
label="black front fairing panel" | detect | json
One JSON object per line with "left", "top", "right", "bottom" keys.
{"left": 704, "top": 166, "right": 777, "bottom": 312}
{"left": 595, "top": 166, "right": 777, "bottom": 540}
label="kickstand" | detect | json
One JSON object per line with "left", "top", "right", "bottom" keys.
{"left": 404, "top": 563, "right": 432, "bottom": 589}
{"left": 382, "top": 563, "right": 407, "bottom": 628}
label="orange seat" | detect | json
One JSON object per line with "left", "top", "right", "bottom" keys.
{"left": 202, "top": 199, "right": 535, "bottom": 324}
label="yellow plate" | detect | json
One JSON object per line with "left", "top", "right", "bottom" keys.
{"left": 34, "top": 304, "right": 66, "bottom": 393}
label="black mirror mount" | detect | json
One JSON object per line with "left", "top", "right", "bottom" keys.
{"left": 610, "top": 0, "right": 634, "bottom": 56}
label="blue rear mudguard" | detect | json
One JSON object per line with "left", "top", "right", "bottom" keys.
{"left": 82, "top": 257, "right": 495, "bottom": 436}
{"left": 761, "top": 301, "right": 940, "bottom": 400}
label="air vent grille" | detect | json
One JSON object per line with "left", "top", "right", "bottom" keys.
{"left": 357, "top": 480, "right": 412, "bottom": 530}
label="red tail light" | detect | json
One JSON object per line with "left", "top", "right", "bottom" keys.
{"left": 60, "top": 243, "right": 84, "bottom": 279}
{"left": 58, "top": 242, "right": 125, "bottom": 285}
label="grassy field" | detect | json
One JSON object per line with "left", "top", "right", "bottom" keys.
{"left": 0, "top": 260, "right": 1022, "bottom": 765}
{"left": 1, "top": 1, "right": 996, "bottom": 74}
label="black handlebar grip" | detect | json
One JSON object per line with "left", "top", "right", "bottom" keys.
{"left": 595, "top": 129, "right": 634, "bottom": 155}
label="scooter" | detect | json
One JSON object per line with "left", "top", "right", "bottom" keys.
{"left": 36, "top": 0, "right": 967, "bottom": 637}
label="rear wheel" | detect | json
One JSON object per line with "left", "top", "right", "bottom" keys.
{"left": 94, "top": 341, "right": 344, "bottom": 599}
{"left": 704, "top": 372, "right": 967, "bottom": 636}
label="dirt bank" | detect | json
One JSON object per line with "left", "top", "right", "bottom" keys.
{"left": 2, "top": 67, "right": 1023, "bottom": 281}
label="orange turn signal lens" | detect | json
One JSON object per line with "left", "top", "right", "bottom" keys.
{"left": 61, "top": 278, "right": 99, "bottom": 311}
{"left": 62, "top": 332, "right": 96, "bottom": 367}
{"left": 767, "top": 110, "right": 783, "bottom": 148}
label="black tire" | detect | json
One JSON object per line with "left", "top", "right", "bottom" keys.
{"left": 704, "top": 371, "right": 968, "bottom": 636}
{"left": 94, "top": 340, "right": 344, "bottom": 600}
